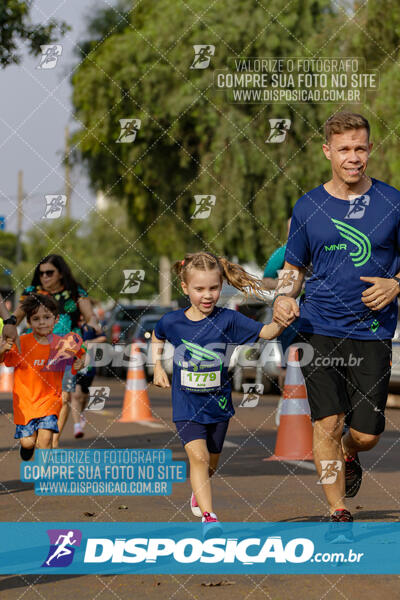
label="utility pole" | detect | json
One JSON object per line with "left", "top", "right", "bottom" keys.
{"left": 16, "top": 170, "right": 23, "bottom": 264}
{"left": 14, "top": 170, "right": 24, "bottom": 310}
{"left": 65, "top": 125, "right": 71, "bottom": 219}
{"left": 159, "top": 256, "right": 171, "bottom": 306}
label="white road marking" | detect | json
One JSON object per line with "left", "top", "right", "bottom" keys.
{"left": 224, "top": 440, "right": 239, "bottom": 448}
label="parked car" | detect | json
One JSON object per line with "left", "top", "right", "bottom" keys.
{"left": 390, "top": 312, "right": 400, "bottom": 389}
{"left": 229, "top": 305, "right": 284, "bottom": 393}
{"left": 102, "top": 303, "right": 174, "bottom": 377}
{"left": 104, "top": 303, "right": 173, "bottom": 345}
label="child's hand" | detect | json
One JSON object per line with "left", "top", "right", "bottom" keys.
{"left": 153, "top": 364, "right": 170, "bottom": 388}
{"left": 73, "top": 356, "right": 85, "bottom": 372}
{"left": 0, "top": 337, "right": 14, "bottom": 352}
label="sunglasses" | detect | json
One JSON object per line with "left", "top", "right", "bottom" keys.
{"left": 39, "top": 269, "right": 56, "bottom": 277}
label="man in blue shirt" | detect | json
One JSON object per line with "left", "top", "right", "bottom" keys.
{"left": 273, "top": 112, "right": 400, "bottom": 527}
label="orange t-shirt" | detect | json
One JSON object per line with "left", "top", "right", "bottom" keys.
{"left": 3, "top": 333, "right": 85, "bottom": 425}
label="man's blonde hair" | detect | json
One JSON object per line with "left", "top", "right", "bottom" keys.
{"left": 325, "top": 112, "right": 370, "bottom": 143}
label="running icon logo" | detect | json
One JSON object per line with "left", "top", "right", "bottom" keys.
{"left": 116, "top": 119, "right": 141, "bottom": 143}
{"left": 121, "top": 270, "right": 145, "bottom": 294}
{"left": 265, "top": 119, "right": 291, "bottom": 143}
{"left": 42, "top": 529, "right": 82, "bottom": 567}
{"left": 277, "top": 269, "right": 299, "bottom": 294}
{"left": 239, "top": 383, "right": 264, "bottom": 408}
{"left": 317, "top": 460, "right": 342, "bottom": 485}
{"left": 331, "top": 219, "right": 371, "bottom": 267}
{"left": 43, "top": 195, "right": 67, "bottom": 219}
{"left": 345, "top": 194, "right": 370, "bottom": 219}
{"left": 36, "top": 45, "right": 63, "bottom": 69}
{"left": 191, "top": 195, "right": 216, "bottom": 219}
{"left": 190, "top": 45, "right": 215, "bottom": 69}
{"left": 87, "top": 386, "right": 110, "bottom": 411}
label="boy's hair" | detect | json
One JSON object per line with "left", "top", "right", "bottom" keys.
{"left": 21, "top": 293, "right": 59, "bottom": 321}
{"left": 324, "top": 112, "right": 370, "bottom": 142}
{"left": 173, "top": 252, "right": 265, "bottom": 298}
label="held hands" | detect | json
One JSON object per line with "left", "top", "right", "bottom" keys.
{"left": 0, "top": 337, "right": 14, "bottom": 353}
{"left": 73, "top": 356, "right": 85, "bottom": 372}
{"left": 360, "top": 276, "right": 399, "bottom": 311}
{"left": 153, "top": 363, "right": 170, "bottom": 388}
{"left": 2, "top": 324, "right": 20, "bottom": 351}
{"left": 272, "top": 296, "right": 300, "bottom": 328}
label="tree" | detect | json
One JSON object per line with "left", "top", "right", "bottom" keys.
{"left": 0, "top": 1, "right": 69, "bottom": 68}
{"left": 71, "top": 0, "right": 335, "bottom": 265}
{"left": 347, "top": 1, "right": 400, "bottom": 187}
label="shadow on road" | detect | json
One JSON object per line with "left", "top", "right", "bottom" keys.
{"left": 0, "top": 574, "right": 86, "bottom": 592}
{"left": 0, "top": 480, "right": 33, "bottom": 495}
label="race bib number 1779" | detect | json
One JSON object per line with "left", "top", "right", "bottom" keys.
{"left": 181, "top": 369, "right": 221, "bottom": 391}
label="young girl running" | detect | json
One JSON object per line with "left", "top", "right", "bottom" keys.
{"left": 152, "top": 252, "right": 284, "bottom": 537}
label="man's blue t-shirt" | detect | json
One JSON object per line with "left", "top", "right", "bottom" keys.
{"left": 285, "top": 178, "right": 400, "bottom": 340}
{"left": 154, "top": 307, "right": 263, "bottom": 424}
{"left": 263, "top": 245, "right": 286, "bottom": 278}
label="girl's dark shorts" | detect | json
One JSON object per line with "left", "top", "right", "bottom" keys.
{"left": 175, "top": 420, "right": 230, "bottom": 454}
{"left": 296, "top": 332, "right": 392, "bottom": 435}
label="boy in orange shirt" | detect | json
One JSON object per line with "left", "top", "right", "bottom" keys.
{"left": 0, "top": 294, "right": 86, "bottom": 460}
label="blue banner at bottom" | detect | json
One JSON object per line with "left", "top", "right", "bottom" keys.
{"left": 1, "top": 522, "right": 400, "bottom": 574}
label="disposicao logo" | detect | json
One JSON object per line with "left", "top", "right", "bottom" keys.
{"left": 83, "top": 536, "right": 314, "bottom": 565}
{"left": 42, "top": 529, "right": 82, "bottom": 567}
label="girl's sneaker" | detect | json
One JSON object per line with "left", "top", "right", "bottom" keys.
{"left": 80, "top": 413, "right": 86, "bottom": 430}
{"left": 202, "top": 512, "right": 223, "bottom": 539}
{"left": 190, "top": 492, "right": 202, "bottom": 517}
{"left": 74, "top": 423, "right": 84, "bottom": 438}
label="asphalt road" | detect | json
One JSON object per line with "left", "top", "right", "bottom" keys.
{"left": 0, "top": 377, "right": 399, "bottom": 598}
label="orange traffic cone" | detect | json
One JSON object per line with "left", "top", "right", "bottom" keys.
{"left": 119, "top": 343, "right": 158, "bottom": 423}
{"left": 0, "top": 364, "right": 13, "bottom": 393}
{"left": 265, "top": 345, "right": 313, "bottom": 461}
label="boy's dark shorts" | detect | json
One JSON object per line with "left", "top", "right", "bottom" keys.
{"left": 175, "top": 420, "right": 230, "bottom": 454}
{"left": 295, "top": 332, "right": 392, "bottom": 435}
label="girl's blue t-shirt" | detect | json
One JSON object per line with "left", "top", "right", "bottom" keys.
{"left": 154, "top": 307, "right": 263, "bottom": 424}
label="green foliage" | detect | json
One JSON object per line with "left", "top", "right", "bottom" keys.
{"left": 0, "top": 1, "right": 69, "bottom": 68}
{"left": 71, "top": 0, "right": 336, "bottom": 264}
{"left": 346, "top": 1, "right": 400, "bottom": 188}
{"left": 0, "top": 231, "right": 19, "bottom": 263}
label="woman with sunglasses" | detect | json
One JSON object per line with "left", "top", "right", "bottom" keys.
{"left": 13, "top": 254, "right": 101, "bottom": 447}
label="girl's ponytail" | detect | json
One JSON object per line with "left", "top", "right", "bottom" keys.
{"left": 218, "top": 257, "right": 265, "bottom": 299}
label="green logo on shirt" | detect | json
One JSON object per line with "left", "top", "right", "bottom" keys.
{"left": 371, "top": 319, "right": 380, "bottom": 332}
{"left": 181, "top": 339, "right": 223, "bottom": 371}
{"left": 218, "top": 396, "right": 228, "bottom": 410}
{"left": 324, "top": 243, "right": 347, "bottom": 251}
{"left": 331, "top": 219, "right": 372, "bottom": 267}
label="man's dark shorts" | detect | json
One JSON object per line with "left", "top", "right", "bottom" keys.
{"left": 295, "top": 332, "right": 392, "bottom": 435}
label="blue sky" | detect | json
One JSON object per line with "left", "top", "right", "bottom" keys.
{"left": 0, "top": 0, "right": 106, "bottom": 234}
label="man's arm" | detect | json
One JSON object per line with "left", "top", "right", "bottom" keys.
{"left": 262, "top": 277, "right": 278, "bottom": 291}
{"left": 78, "top": 297, "right": 101, "bottom": 333}
{"left": 272, "top": 262, "right": 306, "bottom": 327}
{"left": 0, "top": 295, "right": 10, "bottom": 321}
